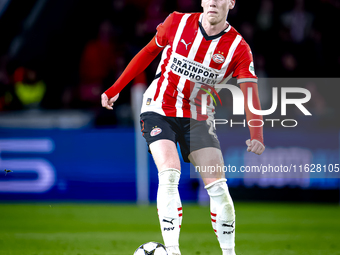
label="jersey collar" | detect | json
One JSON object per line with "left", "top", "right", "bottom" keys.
{"left": 199, "top": 13, "right": 231, "bottom": 41}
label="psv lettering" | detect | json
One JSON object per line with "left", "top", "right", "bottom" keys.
{"left": 163, "top": 227, "right": 175, "bottom": 231}
{"left": 223, "top": 230, "right": 235, "bottom": 234}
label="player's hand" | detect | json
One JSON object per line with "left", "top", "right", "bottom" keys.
{"left": 101, "top": 93, "right": 119, "bottom": 110}
{"left": 246, "top": 139, "right": 265, "bottom": 155}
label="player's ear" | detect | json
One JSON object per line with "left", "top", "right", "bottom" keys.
{"left": 229, "top": 0, "right": 236, "bottom": 9}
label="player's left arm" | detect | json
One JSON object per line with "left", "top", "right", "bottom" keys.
{"left": 240, "top": 82, "right": 265, "bottom": 155}
{"left": 233, "top": 40, "right": 264, "bottom": 155}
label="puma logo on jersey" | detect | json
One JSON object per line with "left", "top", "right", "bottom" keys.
{"left": 180, "top": 39, "right": 192, "bottom": 50}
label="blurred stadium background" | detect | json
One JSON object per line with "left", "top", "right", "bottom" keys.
{"left": 0, "top": 0, "right": 339, "bottom": 254}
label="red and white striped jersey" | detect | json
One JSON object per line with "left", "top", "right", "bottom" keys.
{"left": 141, "top": 12, "right": 257, "bottom": 120}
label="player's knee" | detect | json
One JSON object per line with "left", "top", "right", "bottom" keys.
{"left": 191, "top": 148, "right": 224, "bottom": 167}
{"left": 155, "top": 157, "right": 181, "bottom": 173}
{"left": 157, "top": 162, "right": 181, "bottom": 173}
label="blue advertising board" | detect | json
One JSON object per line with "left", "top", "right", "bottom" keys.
{"left": 0, "top": 127, "right": 339, "bottom": 202}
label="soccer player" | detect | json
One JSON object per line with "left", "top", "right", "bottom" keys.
{"left": 101, "top": 0, "right": 265, "bottom": 254}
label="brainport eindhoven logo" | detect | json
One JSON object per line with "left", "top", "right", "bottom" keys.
{"left": 200, "top": 83, "right": 312, "bottom": 128}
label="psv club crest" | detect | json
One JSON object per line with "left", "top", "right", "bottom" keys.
{"left": 212, "top": 53, "right": 225, "bottom": 64}
{"left": 150, "top": 127, "right": 162, "bottom": 137}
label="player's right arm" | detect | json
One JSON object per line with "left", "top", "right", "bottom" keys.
{"left": 101, "top": 36, "right": 163, "bottom": 109}
{"left": 101, "top": 13, "right": 174, "bottom": 109}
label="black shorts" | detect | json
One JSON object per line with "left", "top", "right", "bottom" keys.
{"left": 140, "top": 112, "right": 221, "bottom": 163}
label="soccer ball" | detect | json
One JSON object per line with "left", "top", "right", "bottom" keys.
{"left": 134, "top": 242, "right": 168, "bottom": 255}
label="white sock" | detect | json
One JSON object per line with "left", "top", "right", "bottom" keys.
{"left": 166, "top": 246, "right": 181, "bottom": 255}
{"left": 211, "top": 199, "right": 235, "bottom": 255}
{"left": 222, "top": 248, "right": 236, "bottom": 255}
{"left": 206, "top": 179, "right": 235, "bottom": 252}
{"left": 157, "top": 168, "right": 182, "bottom": 254}
{"left": 210, "top": 196, "right": 217, "bottom": 237}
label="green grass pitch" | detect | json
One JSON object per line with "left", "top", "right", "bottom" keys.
{"left": 0, "top": 202, "right": 339, "bottom": 255}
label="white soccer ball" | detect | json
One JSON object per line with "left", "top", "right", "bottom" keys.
{"left": 134, "top": 242, "right": 168, "bottom": 255}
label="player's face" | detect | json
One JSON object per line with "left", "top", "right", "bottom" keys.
{"left": 201, "top": 0, "right": 235, "bottom": 25}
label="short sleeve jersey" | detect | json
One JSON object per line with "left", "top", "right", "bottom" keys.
{"left": 141, "top": 12, "right": 257, "bottom": 120}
